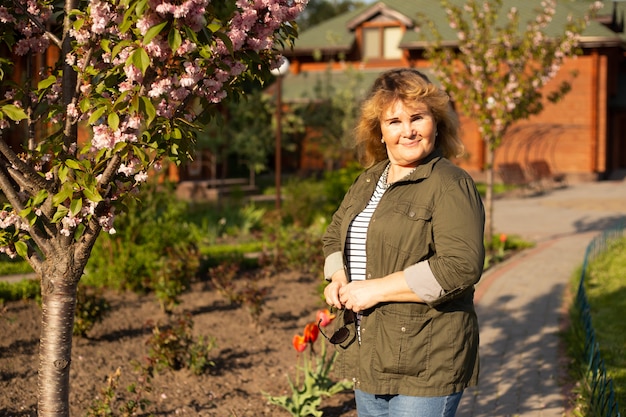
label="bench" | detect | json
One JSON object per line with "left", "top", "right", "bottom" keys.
{"left": 497, "top": 162, "right": 537, "bottom": 195}
{"left": 176, "top": 180, "right": 257, "bottom": 201}
{"left": 526, "top": 160, "right": 567, "bottom": 189}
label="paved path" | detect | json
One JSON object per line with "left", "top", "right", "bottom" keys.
{"left": 458, "top": 179, "right": 626, "bottom": 417}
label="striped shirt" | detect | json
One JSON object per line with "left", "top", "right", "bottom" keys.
{"left": 346, "top": 169, "right": 388, "bottom": 282}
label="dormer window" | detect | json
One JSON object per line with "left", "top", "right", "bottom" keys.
{"left": 363, "top": 25, "right": 403, "bottom": 59}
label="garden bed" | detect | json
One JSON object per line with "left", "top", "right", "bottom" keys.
{"left": 0, "top": 271, "right": 357, "bottom": 417}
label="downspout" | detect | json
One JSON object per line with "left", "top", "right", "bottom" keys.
{"left": 590, "top": 49, "right": 599, "bottom": 175}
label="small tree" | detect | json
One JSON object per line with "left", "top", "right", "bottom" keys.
{"left": 297, "top": 65, "right": 365, "bottom": 170}
{"left": 0, "top": 0, "right": 308, "bottom": 415}
{"left": 420, "top": 0, "right": 602, "bottom": 243}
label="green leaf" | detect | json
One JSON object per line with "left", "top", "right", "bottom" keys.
{"left": 168, "top": 28, "right": 182, "bottom": 54}
{"left": 207, "top": 21, "right": 222, "bottom": 33}
{"left": 79, "top": 98, "right": 91, "bottom": 113}
{"left": 108, "top": 112, "right": 120, "bottom": 131}
{"left": 129, "top": 48, "right": 151, "bottom": 75}
{"left": 58, "top": 164, "right": 69, "bottom": 182}
{"left": 83, "top": 186, "right": 103, "bottom": 203}
{"left": 135, "top": 0, "right": 148, "bottom": 15}
{"left": 19, "top": 206, "right": 32, "bottom": 218}
{"left": 14, "top": 241, "right": 28, "bottom": 259}
{"left": 65, "top": 159, "right": 83, "bottom": 171}
{"left": 52, "top": 206, "right": 69, "bottom": 223}
{"left": 141, "top": 96, "right": 156, "bottom": 126}
{"left": 1, "top": 104, "right": 27, "bottom": 122}
{"left": 119, "top": 7, "right": 135, "bottom": 33}
{"left": 70, "top": 198, "right": 82, "bottom": 216}
{"left": 32, "top": 190, "right": 49, "bottom": 206}
{"left": 37, "top": 75, "right": 57, "bottom": 90}
{"left": 88, "top": 106, "right": 108, "bottom": 125}
{"left": 52, "top": 183, "right": 75, "bottom": 206}
{"left": 144, "top": 21, "right": 167, "bottom": 45}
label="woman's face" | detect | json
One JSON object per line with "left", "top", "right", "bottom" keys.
{"left": 380, "top": 99, "right": 436, "bottom": 167}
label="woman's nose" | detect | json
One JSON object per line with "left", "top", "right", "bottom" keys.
{"left": 402, "top": 122, "right": 416, "bottom": 137}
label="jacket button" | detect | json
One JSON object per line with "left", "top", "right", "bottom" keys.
{"left": 409, "top": 211, "right": 416, "bottom": 217}
{"left": 401, "top": 326, "right": 407, "bottom": 332}
{"left": 366, "top": 178, "right": 371, "bottom": 182}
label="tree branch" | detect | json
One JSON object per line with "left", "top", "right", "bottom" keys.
{"left": 98, "top": 153, "right": 122, "bottom": 188}
{"left": 0, "top": 138, "right": 52, "bottom": 193}
{"left": 0, "top": 164, "right": 52, "bottom": 265}
{"left": 11, "top": 0, "right": 62, "bottom": 49}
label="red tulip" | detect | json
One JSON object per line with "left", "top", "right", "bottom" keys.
{"left": 499, "top": 233, "right": 507, "bottom": 243}
{"left": 316, "top": 309, "right": 335, "bottom": 327}
{"left": 292, "top": 334, "right": 307, "bottom": 352}
{"left": 303, "top": 322, "right": 319, "bottom": 344}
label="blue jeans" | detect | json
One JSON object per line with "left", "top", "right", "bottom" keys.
{"left": 354, "top": 389, "right": 463, "bottom": 417}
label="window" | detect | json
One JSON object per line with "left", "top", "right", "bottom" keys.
{"left": 362, "top": 25, "right": 403, "bottom": 59}
{"left": 383, "top": 27, "right": 403, "bottom": 59}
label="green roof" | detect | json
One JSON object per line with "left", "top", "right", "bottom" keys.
{"left": 280, "top": 67, "right": 439, "bottom": 102}
{"left": 293, "top": 0, "right": 625, "bottom": 53}
{"left": 292, "top": 5, "right": 368, "bottom": 52}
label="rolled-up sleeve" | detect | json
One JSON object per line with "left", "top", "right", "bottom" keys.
{"left": 324, "top": 251, "right": 344, "bottom": 281}
{"left": 404, "top": 260, "right": 444, "bottom": 303}
{"left": 424, "top": 176, "right": 485, "bottom": 305}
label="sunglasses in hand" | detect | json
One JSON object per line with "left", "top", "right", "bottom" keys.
{"left": 318, "top": 308, "right": 356, "bottom": 344}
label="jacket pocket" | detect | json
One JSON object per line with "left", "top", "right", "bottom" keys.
{"left": 381, "top": 203, "right": 433, "bottom": 260}
{"left": 370, "top": 307, "right": 432, "bottom": 379}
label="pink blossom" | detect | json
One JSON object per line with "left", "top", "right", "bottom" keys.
{"left": 134, "top": 171, "right": 148, "bottom": 183}
{"left": 67, "top": 103, "right": 79, "bottom": 119}
{"left": 0, "top": 6, "right": 15, "bottom": 23}
{"left": 92, "top": 124, "right": 116, "bottom": 150}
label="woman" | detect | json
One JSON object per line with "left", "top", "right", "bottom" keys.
{"left": 321, "top": 68, "right": 485, "bottom": 417}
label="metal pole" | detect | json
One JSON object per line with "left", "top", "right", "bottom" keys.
{"left": 275, "top": 75, "right": 282, "bottom": 211}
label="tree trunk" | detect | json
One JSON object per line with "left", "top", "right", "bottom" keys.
{"left": 484, "top": 143, "right": 495, "bottom": 247}
{"left": 38, "top": 261, "right": 80, "bottom": 417}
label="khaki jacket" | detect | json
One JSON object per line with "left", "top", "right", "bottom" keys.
{"left": 322, "top": 150, "right": 485, "bottom": 397}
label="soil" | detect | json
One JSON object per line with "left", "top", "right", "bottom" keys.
{"left": 0, "top": 271, "right": 358, "bottom": 417}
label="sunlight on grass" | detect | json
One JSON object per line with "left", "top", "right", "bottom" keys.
{"left": 0, "top": 256, "right": 33, "bottom": 276}
{"left": 584, "top": 236, "right": 626, "bottom": 414}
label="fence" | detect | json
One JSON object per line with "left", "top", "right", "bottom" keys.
{"left": 575, "top": 224, "right": 624, "bottom": 417}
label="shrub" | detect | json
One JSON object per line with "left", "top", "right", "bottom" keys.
{"left": 84, "top": 182, "right": 201, "bottom": 309}
{"left": 74, "top": 285, "right": 111, "bottom": 337}
{"left": 85, "top": 367, "right": 152, "bottom": 417}
{"left": 208, "top": 262, "right": 270, "bottom": 326}
{"left": 144, "top": 312, "right": 216, "bottom": 376}
{"left": 0, "top": 278, "right": 40, "bottom": 303}
{"left": 321, "top": 162, "right": 363, "bottom": 215}
{"left": 0, "top": 254, "right": 33, "bottom": 275}
{"left": 261, "top": 222, "right": 325, "bottom": 277}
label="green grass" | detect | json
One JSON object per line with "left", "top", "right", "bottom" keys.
{"left": 585, "top": 237, "right": 626, "bottom": 411}
{"left": 475, "top": 182, "right": 516, "bottom": 197}
{"left": 0, "top": 256, "right": 33, "bottom": 276}
{"left": 567, "top": 236, "right": 626, "bottom": 416}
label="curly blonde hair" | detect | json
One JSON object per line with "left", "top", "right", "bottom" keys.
{"left": 354, "top": 68, "right": 464, "bottom": 168}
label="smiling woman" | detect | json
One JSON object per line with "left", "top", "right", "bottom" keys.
{"left": 321, "top": 68, "right": 485, "bottom": 417}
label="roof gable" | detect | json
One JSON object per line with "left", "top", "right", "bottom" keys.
{"left": 346, "top": 2, "right": 414, "bottom": 30}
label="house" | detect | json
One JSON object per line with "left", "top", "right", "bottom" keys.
{"left": 282, "top": 0, "right": 626, "bottom": 182}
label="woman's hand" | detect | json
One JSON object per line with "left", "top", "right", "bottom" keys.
{"left": 324, "top": 270, "right": 348, "bottom": 310}
{"left": 337, "top": 271, "right": 424, "bottom": 312}
{"left": 339, "top": 280, "right": 380, "bottom": 312}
